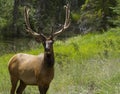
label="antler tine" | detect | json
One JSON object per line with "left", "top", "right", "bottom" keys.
{"left": 65, "top": 3, "right": 71, "bottom": 28}
{"left": 24, "top": 6, "right": 40, "bottom": 36}
{"left": 64, "top": 3, "right": 70, "bottom": 27}
{"left": 52, "top": 3, "right": 71, "bottom": 37}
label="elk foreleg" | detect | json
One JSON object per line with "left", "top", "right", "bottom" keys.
{"left": 38, "top": 85, "right": 49, "bottom": 94}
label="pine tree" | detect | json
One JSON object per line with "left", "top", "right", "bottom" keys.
{"left": 112, "top": 0, "right": 120, "bottom": 26}
{"left": 79, "top": 0, "right": 117, "bottom": 33}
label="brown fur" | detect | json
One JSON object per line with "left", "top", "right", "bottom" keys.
{"left": 8, "top": 51, "right": 54, "bottom": 94}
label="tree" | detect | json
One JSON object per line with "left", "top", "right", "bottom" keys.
{"left": 0, "top": 0, "right": 13, "bottom": 37}
{"left": 78, "top": 0, "right": 117, "bottom": 33}
{"left": 112, "top": 0, "right": 120, "bottom": 26}
{"left": 12, "top": 0, "right": 20, "bottom": 36}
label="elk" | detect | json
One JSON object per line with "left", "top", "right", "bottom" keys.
{"left": 8, "top": 3, "right": 70, "bottom": 94}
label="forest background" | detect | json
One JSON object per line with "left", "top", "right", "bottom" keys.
{"left": 0, "top": 0, "right": 120, "bottom": 39}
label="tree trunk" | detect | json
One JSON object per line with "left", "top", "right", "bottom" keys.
{"left": 12, "top": 0, "right": 20, "bottom": 36}
{"left": 36, "top": 0, "right": 47, "bottom": 32}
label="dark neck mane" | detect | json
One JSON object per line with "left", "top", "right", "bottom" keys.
{"left": 44, "top": 51, "right": 54, "bottom": 68}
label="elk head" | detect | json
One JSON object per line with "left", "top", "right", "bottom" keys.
{"left": 24, "top": 3, "right": 70, "bottom": 54}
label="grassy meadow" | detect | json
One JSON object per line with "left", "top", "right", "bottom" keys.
{"left": 0, "top": 28, "right": 120, "bottom": 94}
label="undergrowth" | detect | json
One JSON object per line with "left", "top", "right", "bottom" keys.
{"left": 0, "top": 28, "right": 120, "bottom": 94}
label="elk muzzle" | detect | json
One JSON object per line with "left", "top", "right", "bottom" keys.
{"left": 45, "top": 40, "right": 53, "bottom": 54}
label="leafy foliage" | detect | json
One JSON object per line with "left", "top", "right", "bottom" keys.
{"left": 112, "top": 0, "right": 120, "bottom": 26}
{"left": 0, "top": 0, "right": 13, "bottom": 36}
{"left": 78, "top": 0, "right": 117, "bottom": 33}
{"left": 0, "top": 0, "right": 119, "bottom": 38}
{"left": 0, "top": 28, "right": 120, "bottom": 93}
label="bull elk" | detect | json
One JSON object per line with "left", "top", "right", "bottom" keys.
{"left": 8, "top": 3, "right": 70, "bottom": 94}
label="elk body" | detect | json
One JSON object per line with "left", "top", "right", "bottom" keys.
{"left": 8, "top": 4, "right": 70, "bottom": 94}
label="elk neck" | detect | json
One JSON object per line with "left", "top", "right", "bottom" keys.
{"left": 44, "top": 48, "right": 55, "bottom": 68}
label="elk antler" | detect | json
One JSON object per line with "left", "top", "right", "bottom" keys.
{"left": 24, "top": 7, "right": 46, "bottom": 40}
{"left": 52, "top": 3, "right": 71, "bottom": 37}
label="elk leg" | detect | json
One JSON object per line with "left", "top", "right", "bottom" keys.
{"left": 10, "top": 76, "right": 18, "bottom": 94}
{"left": 16, "top": 80, "right": 26, "bottom": 94}
{"left": 38, "top": 85, "right": 49, "bottom": 94}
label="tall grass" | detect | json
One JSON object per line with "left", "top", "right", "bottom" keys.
{"left": 0, "top": 28, "right": 120, "bottom": 94}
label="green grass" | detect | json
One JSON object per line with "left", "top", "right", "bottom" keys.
{"left": 0, "top": 28, "right": 120, "bottom": 94}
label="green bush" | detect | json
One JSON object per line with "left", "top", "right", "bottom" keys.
{"left": 0, "top": 28, "right": 120, "bottom": 94}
